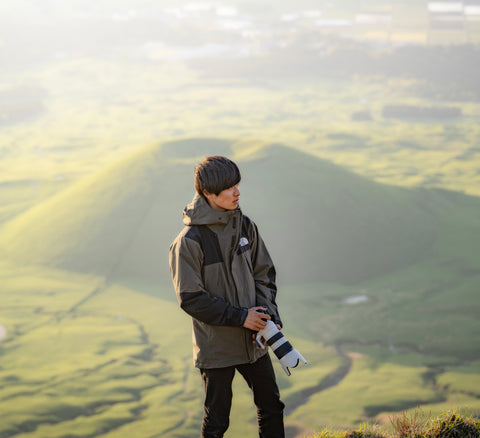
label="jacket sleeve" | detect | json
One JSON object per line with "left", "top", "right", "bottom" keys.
{"left": 169, "top": 235, "right": 248, "bottom": 327}
{"left": 248, "top": 220, "right": 283, "bottom": 328}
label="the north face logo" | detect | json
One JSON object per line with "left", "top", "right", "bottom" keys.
{"left": 237, "top": 237, "right": 250, "bottom": 255}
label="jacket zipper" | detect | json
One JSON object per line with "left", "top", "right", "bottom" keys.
{"left": 231, "top": 212, "right": 252, "bottom": 361}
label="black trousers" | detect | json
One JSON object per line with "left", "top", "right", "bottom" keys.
{"left": 200, "top": 353, "right": 285, "bottom": 438}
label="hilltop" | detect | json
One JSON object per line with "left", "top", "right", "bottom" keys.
{"left": 0, "top": 138, "right": 461, "bottom": 287}
{"left": 2, "top": 138, "right": 479, "bottom": 363}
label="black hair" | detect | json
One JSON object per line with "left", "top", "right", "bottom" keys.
{"left": 194, "top": 156, "right": 241, "bottom": 197}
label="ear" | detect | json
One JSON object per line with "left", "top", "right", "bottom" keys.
{"left": 203, "top": 190, "right": 213, "bottom": 201}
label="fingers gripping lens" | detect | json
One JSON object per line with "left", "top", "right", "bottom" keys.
{"left": 256, "top": 321, "right": 307, "bottom": 376}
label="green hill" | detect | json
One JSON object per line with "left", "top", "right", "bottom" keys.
{"left": 0, "top": 138, "right": 464, "bottom": 287}
{"left": 1, "top": 139, "right": 480, "bottom": 436}
{"left": 0, "top": 139, "right": 480, "bottom": 284}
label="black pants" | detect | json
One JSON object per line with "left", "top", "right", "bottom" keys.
{"left": 200, "top": 353, "right": 285, "bottom": 438}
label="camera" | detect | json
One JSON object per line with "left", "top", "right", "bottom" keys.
{"left": 256, "top": 320, "right": 307, "bottom": 376}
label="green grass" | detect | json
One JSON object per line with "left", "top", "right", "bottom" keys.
{"left": 0, "top": 269, "right": 195, "bottom": 437}
{"left": 437, "top": 363, "right": 480, "bottom": 398}
{"left": 0, "top": 261, "right": 478, "bottom": 437}
{"left": 290, "top": 358, "right": 440, "bottom": 430}
{"left": 0, "top": 265, "right": 345, "bottom": 437}
{"left": 311, "top": 410, "right": 480, "bottom": 438}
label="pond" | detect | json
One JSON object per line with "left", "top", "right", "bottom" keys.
{"left": 343, "top": 295, "right": 369, "bottom": 305}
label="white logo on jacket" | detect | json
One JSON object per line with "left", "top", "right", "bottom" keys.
{"left": 239, "top": 237, "right": 249, "bottom": 247}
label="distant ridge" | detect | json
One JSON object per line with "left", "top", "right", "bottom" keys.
{"left": 0, "top": 138, "right": 463, "bottom": 287}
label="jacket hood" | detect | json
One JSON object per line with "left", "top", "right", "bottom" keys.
{"left": 183, "top": 194, "right": 240, "bottom": 226}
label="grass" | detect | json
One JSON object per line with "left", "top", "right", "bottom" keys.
{"left": 0, "top": 265, "right": 345, "bottom": 437}
{"left": 286, "top": 355, "right": 441, "bottom": 432}
{"left": 0, "top": 270, "right": 195, "bottom": 437}
{"left": 1, "top": 260, "right": 478, "bottom": 437}
{"left": 281, "top": 254, "right": 480, "bottom": 360}
{"left": 390, "top": 410, "right": 480, "bottom": 438}
{"left": 310, "top": 410, "right": 480, "bottom": 438}
{"left": 437, "top": 364, "right": 480, "bottom": 398}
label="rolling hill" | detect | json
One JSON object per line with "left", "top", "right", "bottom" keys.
{"left": 1, "top": 138, "right": 478, "bottom": 289}
{"left": 1, "top": 138, "right": 480, "bottom": 437}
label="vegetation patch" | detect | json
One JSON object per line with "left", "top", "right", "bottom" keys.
{"left": 313, "top": 411, "right": 480, "bottom": 438}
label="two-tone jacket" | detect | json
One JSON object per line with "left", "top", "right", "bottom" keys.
{"left": 169, "top": 194, "right": 282, "bottom": 369}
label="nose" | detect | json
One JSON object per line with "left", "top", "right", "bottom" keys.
{"left": 234, "top": 185, "right": 240, "bottom": 196}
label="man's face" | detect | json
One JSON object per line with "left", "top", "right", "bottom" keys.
{"left": 204, "top": 184, "right": 240, "bottom": 211}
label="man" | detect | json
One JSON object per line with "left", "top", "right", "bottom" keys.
{"left": 169, "top": 156, "right": 285, "bottom": 438}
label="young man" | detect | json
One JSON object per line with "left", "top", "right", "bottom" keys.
{"left": 169, "top": 156, "right": 285, "bottom": 438}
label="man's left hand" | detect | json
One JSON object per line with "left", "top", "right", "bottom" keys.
{"left": 252, "top": 324, "right": 282, "bottom": 350}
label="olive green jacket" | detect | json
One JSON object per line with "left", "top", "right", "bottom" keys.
{"left": 169, "top": 195, "right": 282, "bottom": 369}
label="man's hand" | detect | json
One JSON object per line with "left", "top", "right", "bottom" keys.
{"left": 251, "top": 322, "right": 282, "bottom": 349}
{"left": 242, "top": 306, "right": 270, "bottom": 331}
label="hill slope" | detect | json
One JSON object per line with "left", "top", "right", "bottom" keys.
{"left": 0, "top": 139, "right": 478, "bottom": 287}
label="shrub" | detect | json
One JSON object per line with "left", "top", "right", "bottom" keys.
{"left": 390, "top": 408, "right": 431, "bottom": 437}
{"left": 311, "top": 410, "right": 480, "bottom": 438}
{"left": 390, "top": 409, "right": 480, "bottom": 438}
{"left": 425, "top": 412, "right": 480, "bottom": 438}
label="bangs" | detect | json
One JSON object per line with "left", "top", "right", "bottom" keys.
{"left": 210, "top": 161, "right": 241, "bottom": 194}
{"left": 195, "top": 156, "right": 241, "bottom": 196}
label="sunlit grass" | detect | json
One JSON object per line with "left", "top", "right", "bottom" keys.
{"left": 437, "top": 363, "right": 480, "bottom": 397}
{"left": 0, "top": 266, "right": 350, "bottom": 437}
{"left": 288, "top": 356, "right": 439, "bottom": 431}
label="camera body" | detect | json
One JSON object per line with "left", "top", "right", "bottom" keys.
{"left": 256, "top": 320, "right": 307, "bottom": 376}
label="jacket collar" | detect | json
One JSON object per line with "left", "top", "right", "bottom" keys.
{"left": 183, "top": 194, "right": 241, "bottom": 226}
